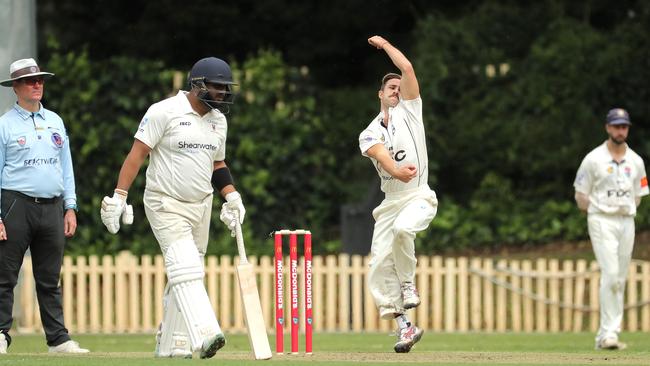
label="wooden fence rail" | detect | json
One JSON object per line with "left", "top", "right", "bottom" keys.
{"left": 14, "top": 252, "right": 650, "bottom": 334}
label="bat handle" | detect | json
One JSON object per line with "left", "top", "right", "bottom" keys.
{"left": 234, "top": 216, "right": 249, "bottom": 265}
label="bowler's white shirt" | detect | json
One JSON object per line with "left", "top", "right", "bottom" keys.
{"left": 359, "top": 96, "right": 428, "bottom": 193}
{"left": 574, "top": 141, "right": 649, "bottom": 216}
{"left": 135, "top": 91, "right": 227, "bottom": 202}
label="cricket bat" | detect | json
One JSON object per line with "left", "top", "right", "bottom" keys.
{"left": 234, "top": 220, "right": 273, "bottom": 360}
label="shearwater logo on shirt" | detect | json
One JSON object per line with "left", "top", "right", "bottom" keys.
{"left": 177, "top": 141, "right": 218, "bottom": 150}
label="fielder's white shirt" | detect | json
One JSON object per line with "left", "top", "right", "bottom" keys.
{"left": 135, "top": 91, "right": 227, "bottom": 202}
{"left": 574, "top": 141, "right": 649, "bottom": 216}
{"left": 359, "top": 96, "right": 428, "bottom": 193}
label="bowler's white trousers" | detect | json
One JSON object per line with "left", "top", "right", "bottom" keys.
{"left": 587, "top": 213, "right": 635, "bottom": 343}
{"left": 368, "top": 185, "right": 438, "bottom": 319}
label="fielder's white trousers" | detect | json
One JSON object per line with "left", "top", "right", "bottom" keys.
{"left": 368, "top": 185, "right": 438, "bottom": 319}
{"left": 587, "top": 213, "right": 635, "bottom": 343}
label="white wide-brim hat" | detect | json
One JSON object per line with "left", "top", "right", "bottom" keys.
{"left": 0, "top": 58, "right": 54, "bottom": 87}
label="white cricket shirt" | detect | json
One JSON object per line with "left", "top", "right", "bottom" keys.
{"left": 574, "top": 141, "right": 649, "bottom": 216}
{"left": 135, "top": 91, "right": 227, "bottom": 202}
{"left": 359, "top": 96, "right": 428, "bottom": 193}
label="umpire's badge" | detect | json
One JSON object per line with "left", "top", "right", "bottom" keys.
{"left": 51, "top": 132, "right": 63, "bottom": 148}
{"left": 17, "top": 136, "right": 26, "bottom": 146}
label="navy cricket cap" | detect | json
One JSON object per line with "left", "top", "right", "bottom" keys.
{"left": 606, "top": 108, "right": 631, "bottom": 125}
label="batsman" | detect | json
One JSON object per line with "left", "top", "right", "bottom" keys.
{"left": 359, "top": 35, "right": 438, "bottom": 353}
{"left": 100, "top": 57, "right": 246, "bottom": 358}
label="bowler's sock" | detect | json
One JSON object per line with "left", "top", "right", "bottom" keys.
{"left": 395, "top": 314, "right": 411, "bottom": 329}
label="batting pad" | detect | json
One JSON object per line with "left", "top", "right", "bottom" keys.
{"left": 165, "top": 240, "right": 222, "bottom": 350}
{"left": 158, "top": 284, "right": 191, "bottom": 357}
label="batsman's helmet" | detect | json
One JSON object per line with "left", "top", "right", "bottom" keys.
{"left": 188, "top": 57, "right": 237, "bottom": 113}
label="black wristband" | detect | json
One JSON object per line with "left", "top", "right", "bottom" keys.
{"left": 211, "top": 167, "right": 234, "bottom": 191}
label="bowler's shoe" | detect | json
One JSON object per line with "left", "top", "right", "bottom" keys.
{"left": 394, "top": 325, "right": 424, "bottom": 353}
{"left": 401, "top": 282, "right": 421, "bottom": 309}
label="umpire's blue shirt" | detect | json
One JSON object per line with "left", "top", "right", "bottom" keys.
{"left": 0, "top": 102, "right": 77, "bottom": 213}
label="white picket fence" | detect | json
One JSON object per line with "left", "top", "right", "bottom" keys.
{"left": 14, "top": 252, "right": 650, "bottom": 334}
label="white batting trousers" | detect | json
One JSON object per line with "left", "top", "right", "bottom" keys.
{"left": 368, "top": 185, "right": 438, "bottom": 319}
{"left": 143, "top": 190, "right": 213, "bottom": 255}
{"left": 144, "top": 190, "right": 216, "bottom": 351}
{"left": 587, "top": 213, "right": 635, "bottom": 343}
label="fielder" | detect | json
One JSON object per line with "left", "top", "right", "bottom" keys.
{"left": 100, "top": 57, "right": 246, "bottom": 359}
{"left": 574, "top": 108, "right": 648, "bottom": 350}
{"left": 359, "top": 35, "right": 438, "bottom": 353}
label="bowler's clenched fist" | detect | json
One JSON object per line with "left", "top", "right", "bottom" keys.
{"left": 368, "top": 35, "right": 389, "bottom": 49}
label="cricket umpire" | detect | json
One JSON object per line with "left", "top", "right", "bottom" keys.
{"left": 0, "top": 58, "right": 88, "bottom": 353}
{"left": 574, "top": 108, "right": 649, "bottom": 350}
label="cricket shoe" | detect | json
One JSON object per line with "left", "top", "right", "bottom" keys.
{"left": 0, "top": 333, "right": 7, "bottom": 354}
{"left": 48, "top": 340, "right": 90, "bottom": 354}
{"left": 596, "top": 337, "right": 627, "bottom": 350}
{"left": 199, "top": 333, "right": 226, "bottom": 359}
{"left": 401, "top": 282, "right": 421, "bottom": 309}
{"left": 154, "top": 327, "right": 162, "bottom": 357}
{"left": 394, "top": 325, "right": 424, "bottom": 353}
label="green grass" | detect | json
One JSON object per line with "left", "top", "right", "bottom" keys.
{"left": 2, "top": 332, "right": 650, "bottom": 365}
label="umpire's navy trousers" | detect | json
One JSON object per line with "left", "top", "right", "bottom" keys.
{"left": 0, "top": 189, "right": 70, "bottom": 347}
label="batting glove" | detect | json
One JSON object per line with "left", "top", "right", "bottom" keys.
{"left": 224, "top": 191, "right": 245, "bottom": 224}
{"left": 100, "top": 189, "right": 134, "bottom": 234}
{"left": 219, "top": 204, "right": 237, "bottom": 236}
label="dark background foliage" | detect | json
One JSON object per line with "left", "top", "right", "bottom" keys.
{"left": 31, "top": 0, "right": 650, "bottom": 256}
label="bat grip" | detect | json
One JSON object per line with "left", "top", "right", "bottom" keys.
{"left": 234, "top": 216, "right": 249, "bottom": 265}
